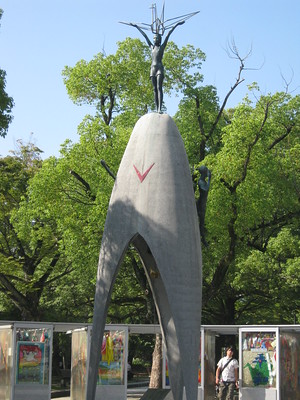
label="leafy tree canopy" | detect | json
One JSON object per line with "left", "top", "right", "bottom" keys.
{"left": 1, "top": 37, "right": 299, "bottom": 328}
{"left": 0, "top": 9, "right": 14, "bottom": 138}
{"left": 196, "top": 89, "right": 300, "bottom": 324}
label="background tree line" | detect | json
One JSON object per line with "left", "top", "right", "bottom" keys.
{"left": 0, "top": 9, "right": 13, "bottom": 139}
{"left": 0, "top": 34, "right": 299, "bottom": 330}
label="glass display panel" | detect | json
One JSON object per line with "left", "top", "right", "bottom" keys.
{"left": 15, "top": 328, "right": 51, "bottom": 385}
{"left": 97, "top": 330, "right": 125, "bottom": 385}
{"left": 203, "top": 331, "right": 216, "bottom": 400}
{"left": 198, "top": 335, "right": 202, "bottom": 386}
{"left": 280, "top": 331, "right": 300, "bottom": 400}
{"left": 71, "top": 329, "right": 88, "bottom": 400}
{"left": 0, "top": 328, "right": 13, "bottom": 399}
{"left": 242, "top": 331, "right": 276, "bottom": 388}
{"left": 71, "top": 328, "right": 126, "bottom": 400}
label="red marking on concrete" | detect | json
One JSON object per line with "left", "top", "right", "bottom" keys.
{"left": 133, "top": 163, "right": 155, "bottom": 183}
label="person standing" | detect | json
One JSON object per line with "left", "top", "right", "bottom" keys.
{"left": 216, "top": 346, "right": 239, "bottom": 400}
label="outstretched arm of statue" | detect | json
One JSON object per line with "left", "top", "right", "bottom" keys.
{"left": 161, "top": 20, "right": 185, "bottom": 51}
{"left": 129, "top": 23, "right": 153, "bottom": 47}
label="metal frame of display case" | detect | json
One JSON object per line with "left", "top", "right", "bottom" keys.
{"left": 0, "top": 322, "right": 53, "bottom": 400}
{"left": 70, "top": 324, "right": 128, "bottom": 400}
{"left": 0, "top": 325, "right": 13, "bottom": 400}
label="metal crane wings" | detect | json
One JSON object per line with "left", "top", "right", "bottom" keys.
{"left": 120, "top": 2, "right": 199, "bottom": 36}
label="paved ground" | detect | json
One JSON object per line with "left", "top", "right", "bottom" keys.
{"left": 127, "top": 388, "right": 146, "bottom": 399}
{"left": 53, "top": 395, "right": 142, "bottom": 399}
{"left": 52, "top": 397, "right": 141, "bottom": 400}
{"left": 51, "top": 387, "right": 146, "bottom": 399}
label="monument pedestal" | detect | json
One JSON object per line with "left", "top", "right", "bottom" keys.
{"left": 87, "top": 114, "right": 202, "bottom": 400}
{"left": 140, "top": 388, "right": 173, "bottom": 400}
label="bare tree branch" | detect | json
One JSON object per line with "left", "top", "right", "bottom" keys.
{"left": 210, "top": 39, "right": 253, "bottom": 136}
{"left": 268, "top": 125, "right": 293, "bottom": 150}
{"left": 280, "top": 67, "right": 296, "bottom": 94}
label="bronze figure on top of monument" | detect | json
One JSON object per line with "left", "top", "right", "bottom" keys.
{"left": 120, "top": 3, "right": 199, "bottom": 113}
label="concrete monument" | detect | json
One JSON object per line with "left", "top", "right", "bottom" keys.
{"left": 87, "top": 5, "right": 201, "bottom": 400}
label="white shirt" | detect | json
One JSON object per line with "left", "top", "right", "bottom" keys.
{"left": 217, "top": 356, "right": 239, "bottom": 382}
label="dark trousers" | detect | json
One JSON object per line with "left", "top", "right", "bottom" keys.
{"left": 218, "top": 381, "right": 235, "bottom": 400}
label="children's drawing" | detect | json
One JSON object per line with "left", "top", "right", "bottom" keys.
{"left": 244, "top": 353, "right": 271, "bottom": 386}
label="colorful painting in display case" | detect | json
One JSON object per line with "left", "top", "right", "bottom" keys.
{"left": 242, "top": 331, "right": 277, "bottom": 388}
{"left": 97, "top": 330, "right": 125, "bottom": 385}
{"left": 16, "top": 341, "right": 45, "bottom": 384}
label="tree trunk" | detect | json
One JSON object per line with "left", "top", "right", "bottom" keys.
{"left": 149, "top": 333, "right": 162, "bottom": 388}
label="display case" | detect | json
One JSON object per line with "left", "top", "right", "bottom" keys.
{"left": 239, "top": 327, "right": 278, "bottom": 400}
{"left": 0, "top": 323, "right": 53, "bottom": 400}
{"left": 70, "top": 328, "right": 88, "bottom": 400}
{"left": 0, "top": 326, "right": 13, "bottom": 400}
{"left": 70, "top": 325, "right": 128, "bottom": 400}
{"left": 279, "top": 329, "right": 300, "bottom": 400}
{"left": 203, "top": 330, "right": 216, "bottom": 400}
{"left": 13, "top": 324, "right": 53, "bottom": 400}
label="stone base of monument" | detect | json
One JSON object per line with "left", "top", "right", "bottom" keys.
{"left": 86, "top": 113, "right": 202, "bottom": 400}
{"left": 140, "top": 388, "right": 173, "bottom": 399}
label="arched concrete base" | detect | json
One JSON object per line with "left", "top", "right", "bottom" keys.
{"left": 86, "top": 113, "right": 202, "bottom": 400}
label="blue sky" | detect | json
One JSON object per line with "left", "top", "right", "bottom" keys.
{"left": 1, "top": 0, "right": 299, "bottom": 158}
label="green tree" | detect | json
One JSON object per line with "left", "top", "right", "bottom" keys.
{"left": 0, "top": 10, "right": 14, "bottom": 138}
{"left": 197, "top": 90, "right": 300, "bottom": 324}
{"left": 2, "top": 35, "right": 298, "bottom": 333}
{"left": 15, "top": 114, "right": 153, "bottom": 323}
{"left": 174, "top": 42, "right": 249, "bottom": 162}
{"left": 0, "top": 142, "right": 71, "bottom": 320}
{"left": 62, "top": 38, "right": 154, "bottom": 121}
{"left": 1, "top": 35, "right": 298, "bottom": 390}
{"left": 40, "top": 38, "right": 206, "bottom": 324}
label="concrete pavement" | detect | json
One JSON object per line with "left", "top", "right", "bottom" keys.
{"left": 51, "top": 387, "right": 147, "bottom": 400}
